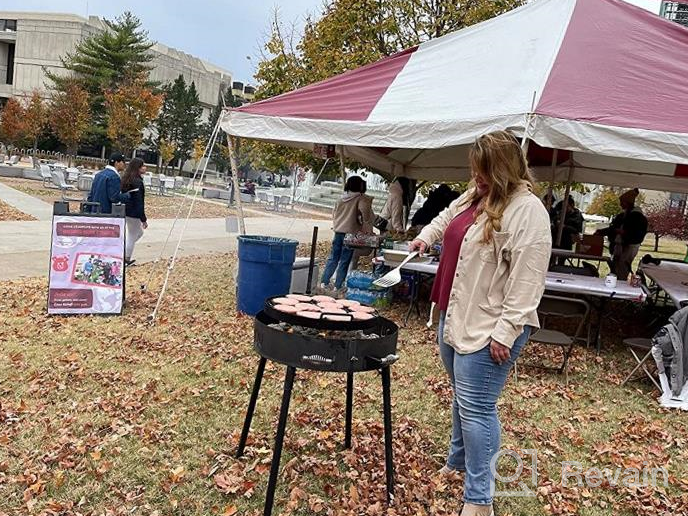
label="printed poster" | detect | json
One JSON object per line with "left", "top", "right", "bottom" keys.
{"left": 48, "top": 215, "right": 125, "bottom": 315}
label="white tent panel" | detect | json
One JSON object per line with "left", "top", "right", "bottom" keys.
{"left": 369, "top": 0, "right": 576, "bottom": 124}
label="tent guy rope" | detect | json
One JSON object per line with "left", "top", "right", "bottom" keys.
{"left": 140, "top": 118, "right": 224, "bottom": 293}
{"left": 148, "top": 118, "right": 222, "bottom": 323}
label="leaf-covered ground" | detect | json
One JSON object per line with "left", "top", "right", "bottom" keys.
{"left": 1, "top": 251, "right": 687, "bottom": 516}
{"left": 0, "top": 199, "right": 36, "bottom": 221}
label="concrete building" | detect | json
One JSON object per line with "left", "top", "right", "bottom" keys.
{"left": 660, "top": 1, "right": 688, "bottom": 27}
{"left": 0, "top": 11, "right": 254, "bottom": 120}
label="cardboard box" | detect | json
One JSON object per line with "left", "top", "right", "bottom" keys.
{"left": 576, "top": 234, "right": 605, "bottom": 256}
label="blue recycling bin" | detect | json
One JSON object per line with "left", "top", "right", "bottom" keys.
{"left": 237, "top": 235, "right": 299, "bottom": 315}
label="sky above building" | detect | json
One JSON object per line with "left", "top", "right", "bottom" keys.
{"left": 4, "top": 0, "right": 663, "bottom": 84}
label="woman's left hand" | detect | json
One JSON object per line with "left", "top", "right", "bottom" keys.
{"left": 490, "top": 339, "right": 511, "bottom": 365}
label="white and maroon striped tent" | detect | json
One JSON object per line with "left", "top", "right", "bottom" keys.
{"left": 221, "top": 0, "right": 688, "bottom": 192}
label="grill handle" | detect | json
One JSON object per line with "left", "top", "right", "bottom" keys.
{"left": 369, "top": 354, "right": 399, "bottom": 367}
{"left": 301, "top": 354, "right": 334, "bottom": 365}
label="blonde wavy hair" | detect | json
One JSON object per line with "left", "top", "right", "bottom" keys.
{"left": 466, "top": 130, "right": 535, "bottom": 243}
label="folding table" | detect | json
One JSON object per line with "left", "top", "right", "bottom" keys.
{"left": 640, "top": 261, "right": 688, "bottom": 309}
{"left": 545, "top": 272, "right": 647, "bottom": 353}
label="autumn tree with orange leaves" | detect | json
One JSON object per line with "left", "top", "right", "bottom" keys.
{"left": 50, "top": 81, "right": 91, "bottom": 164}
{"left": 23, "top": 91, "right": 48, "bottom": 154}
{"left": 0, "top": 98, "right": 26, "bottom": 148}
{"left": 104, "top": 76, "right": 163, "bottom": 155}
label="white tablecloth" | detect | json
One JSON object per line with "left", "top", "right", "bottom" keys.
{"left": 641, "top": 261, "right": 688, "bottom": 308}
{"left": 386, "top": 259, "right": 645, "bottom": 302}
{"left": 545, "top": 272, "right": 645, "bottom": 302}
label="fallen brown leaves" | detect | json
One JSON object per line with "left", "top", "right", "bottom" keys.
{"left": 1, "top": 254, "right": 687, "bottom": 516}
{"left": 0, "top": 199, "right": 36, "bottom": 221}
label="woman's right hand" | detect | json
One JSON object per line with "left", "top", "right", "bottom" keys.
{"left": 408, "top": 239, "right": 428, "bottom": 255}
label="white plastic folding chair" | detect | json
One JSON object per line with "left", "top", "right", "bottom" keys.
{"left": 66, "top": 167, "right": 80, "bottom": 183}
{"left": 150, "top": 175, "right": 161, "bottom": 195}
{"left": 76, "top": 174, "right": 94, "bottom": 200}
{"left": 51, "top": 170, "right": 79, "bottom": 201}
{"left": 277, "top": 195, "right": 292, "bottom": 212}
{"left": 40, "top": 164, "right": 53, "bottom": 187}
{"left": 163, "top": 177, "right": 176, "bottom": 195}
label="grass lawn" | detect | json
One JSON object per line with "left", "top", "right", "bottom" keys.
{"left": 1, "top": 246, "right": 687, "bottom": 516}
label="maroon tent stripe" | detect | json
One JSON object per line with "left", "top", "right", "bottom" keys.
{"left": 236, "top": 47, "right": 418, "bottom": 121}
{"left": 536, "top": 0, "right": 688, "bottom": 134}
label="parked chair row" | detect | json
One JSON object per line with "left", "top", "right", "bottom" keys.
{"left": 255, "top": 191, "right": 293, "bottom": 211}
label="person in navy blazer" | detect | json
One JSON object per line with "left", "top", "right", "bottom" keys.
{"left": 87, "top": 152, "right": 131, "bottom": 213}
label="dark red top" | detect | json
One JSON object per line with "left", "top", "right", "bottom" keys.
{"left": 431, "top": 203, "right": 479, "bottom": 311}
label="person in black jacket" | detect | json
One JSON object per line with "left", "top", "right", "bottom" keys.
{"left": 551, "top": 195, "right": 584, "bottom": 251}
{"left": 411, "top": 184, "right": 461, "bottom": 228}
{"left": 595, "top": 188, "right": 648, "bottom": 279}
{"left": 120, "top": 158, "right": 148, "bottom": 266}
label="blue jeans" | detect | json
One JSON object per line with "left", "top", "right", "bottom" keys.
{"left": 321, "top": 232, "right": 353, "bottom": 289}
{"left": 438, "top": 313, "right": 530, "bottom": 505}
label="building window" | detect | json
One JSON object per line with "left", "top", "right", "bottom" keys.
{"left": 0, "top": 19, "right": 17, "bottom": 32}
{"left": 6, "top": 43, "right": 15, "bottom": 85}
{"left": 661, "top": 1, "right": 688, "bottom": 27}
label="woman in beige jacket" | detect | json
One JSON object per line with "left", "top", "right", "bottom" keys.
{"left": 409, "top": 131, "right": 552, "bottom": 516}
{"left": 321, "top": 176, "right": 375, "bottom": 290}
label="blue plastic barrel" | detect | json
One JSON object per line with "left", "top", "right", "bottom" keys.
{"left": 237, "top": 235, "right": 299, "bottom": 315}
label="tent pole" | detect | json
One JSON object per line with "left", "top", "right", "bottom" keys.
{"left": 547, "top": 148, "right": 558, "bottom": 212}
{"left": 227, "top": 135, "right": 246, "bottom": 235}
{"left": 555, "top": 153, "right": 574, "bottom": 247}
{"left": 521, "top": 91, "right": 537, "bottom": 154}
{"left": 339, "top": 145, "right": 346, "bottom": 183}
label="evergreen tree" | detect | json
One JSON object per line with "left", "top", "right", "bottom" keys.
{"left": 47, "top": 12, "right": 155, "bottom": 147}
{"left": 154, "top": 75, "right": 203, "bottom": 172}
{"left": 204, "top": 88, "right": 242, "bottom": 174}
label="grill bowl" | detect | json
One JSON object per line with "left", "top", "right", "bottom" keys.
{"left": 254, "top": 311, "right": 398, "bottom": 372}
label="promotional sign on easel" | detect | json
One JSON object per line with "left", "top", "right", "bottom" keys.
{"left": 47, "top": 202, "right": 126, "bottom": 315}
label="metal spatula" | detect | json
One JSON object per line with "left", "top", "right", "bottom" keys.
{"left": 373, "top": 252, "right": 419, "bottom": 289}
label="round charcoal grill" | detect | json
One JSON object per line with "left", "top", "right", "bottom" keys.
{"left": 264, "top": 295, "right": 380, "bottom": 331}
{"left": 236, "top": 310, "right": 399, "bottom": 516}
{"left": 255, "top": 310, "right": 397, "bottom": 372}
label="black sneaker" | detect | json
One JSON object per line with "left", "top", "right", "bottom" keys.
{"left": 125, "top": 259, "right": 136, "bottom": 267}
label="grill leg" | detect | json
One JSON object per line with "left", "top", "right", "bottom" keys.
{"left": 264, "top": 366, "right": 296, "bottom": 516}
{"left": 236, "top": 356, "right": 267, "bottom": 458}
{"left": 381, "top": 366, "right": 395, "bottom": 504}
{"left": 344, "top": 371, "right": 354, "bottom": 449}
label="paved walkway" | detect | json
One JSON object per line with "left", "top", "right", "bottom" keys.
{"left": 0, "top": 217, "right": 333, "bottom": 280}
{"left": 0, "top": 181, "right": 53, "bottom": 220}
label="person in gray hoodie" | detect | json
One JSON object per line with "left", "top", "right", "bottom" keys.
{"left": 320, "top": 176, "right": 375, "bottom": 291}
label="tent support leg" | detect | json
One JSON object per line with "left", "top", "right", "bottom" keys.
{"left": 227, "top": 135, "right": 246, "bottom": 236}
{"left": 556, "top": 155, "right": 575, "bottom": 248}
{"left": 339, "top": 145, "right": 346, "bottom": 183}
{"left": 547, "top": 148, "right": 558, "bottom": 212}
